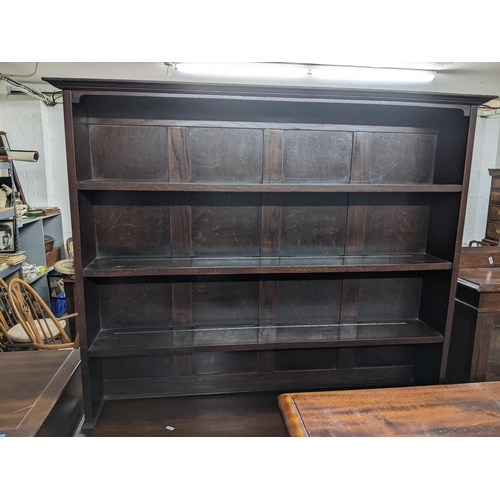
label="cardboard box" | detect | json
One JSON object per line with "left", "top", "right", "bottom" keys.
{"left": 46, "top": 247, "right": 60, "bottom": 269}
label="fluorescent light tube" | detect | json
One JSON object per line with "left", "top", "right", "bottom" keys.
{"left": 175, "top": 63, "right": 308, "bottom": 78}
{"left": 312, "top": 66, "right": 436, "bottom": 83}
{"left": 173, "top": 62, "right": 436, "bottom": 83}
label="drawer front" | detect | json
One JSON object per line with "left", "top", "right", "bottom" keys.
{"left": 490, "top": 190, "right": 500, "bottom": 204}
{"left": 488, "top": 205, "right": 500, "bottom": 222}
{"left": 486, "top": 221, "right": 500, "bottom": 241}
{"left": 492, "top": 177, "right": 500, "bottom": 189}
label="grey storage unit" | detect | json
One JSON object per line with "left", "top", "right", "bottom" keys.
{"left": 18, "top": 213, "right": 65, "bottom": 303}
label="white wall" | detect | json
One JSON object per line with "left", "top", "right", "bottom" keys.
{"left": 0, "top": 95, "right": 72, "bottom": 242}
{"left": 39, "top": 102, "right": 72, "bottom": 241}
{"left": 463, "top": 113, "right": 500, "bottom": 245}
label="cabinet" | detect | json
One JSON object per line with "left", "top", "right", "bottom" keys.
{"left": 1, "top": 135, "right": 65, "bottom": 302}
{"left": 483, "top": 169, "right": 500, "bottom": 244}
{"left": 0, "top": 213, "right": 64, "bottom": 303}
{"left": 18, "top": 213, "right": 64, "bottom": 303}
{"left": 0, "top": 161, "right": 19, "bottom": 279}
{"left": 0, "top": 206, "right": 19, "bottom": 278}
{"left": 47, "top": 77, "right": 493, "bottom": 429}
{"left": 447, "top": 247, "right": 500, "bottom": 382}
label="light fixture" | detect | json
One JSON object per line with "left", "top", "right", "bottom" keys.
{"left": 173, "top": 62, "right": 308, "bottom": 79}
{"left": 311, "top": 65, "right": 436, "bottom": 83}
{"left": 169, "top": 62, "right": 436, "bottom": 84}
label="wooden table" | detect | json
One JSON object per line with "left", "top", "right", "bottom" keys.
{"left": 0, "top": 349, "right": 83, "bottom": 437}
{"left": 278, "top": 382, "right": 500, "bottom": 436}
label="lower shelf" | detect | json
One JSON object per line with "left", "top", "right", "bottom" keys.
{"left": 88, "top": 320, "right": 443, "bottom": 357}
{"left": 83, "top": 392, "right": 289, "bottom": 437}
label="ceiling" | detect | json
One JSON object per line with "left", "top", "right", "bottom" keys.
{"left": 1, "top": 62, "right": 500, "bottom": 101}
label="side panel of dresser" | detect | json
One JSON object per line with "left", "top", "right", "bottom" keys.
{"left": 483, "top": 170, "right": 500, "bottom": 244}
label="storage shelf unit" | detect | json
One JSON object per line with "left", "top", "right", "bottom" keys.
{"left": 1, "top": 137, "right": 65, "bottom": 302}
{"left": 0, "top": 161, "right": 20, "bottom": 280}
{"left": 18, "top": 213, "right": 64, "bottom": 303}
{"left": 48, "top": 77, "right": 493, "bottom": 430}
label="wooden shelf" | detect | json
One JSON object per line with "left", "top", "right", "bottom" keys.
{"left": 77, "top": 180, "right": 463, "bottom": 193}
{"left": 88, "top": 320, "right": 444, "bottom": 357}
{"left": 83, "top": 253, "right": 452, "bottom": 277}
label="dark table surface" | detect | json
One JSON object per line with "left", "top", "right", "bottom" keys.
{"left": 0, "top": 349, "right": 82, "bottom": 437}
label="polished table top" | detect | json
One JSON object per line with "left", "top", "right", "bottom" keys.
{"left": 278, "top": 381, "right": 500, "bottom": 437}
{"left": 457, "top": 247, "right": 500, "bottom": 292}
{"left": 458, "top": 267, "right": 500, "bottom": 292}
{"left": 0, "top": 349, "right": 81, "bottom": 437}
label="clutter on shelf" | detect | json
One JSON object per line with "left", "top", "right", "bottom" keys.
{"left": 15, "top": 203, "right": 28, "bottom": 216}
{"left": 49, "top": 278, "right": 67, "bottom": 317}
{"left": 21, "top": 262, "right": 46, "bottom": 283}
{"left": 0, "top": 252, "right": 26, "bottom": 265}
{"left": 24, "top": 207, "right": 61, "bottom": 218}
{"left": 54, "top": 259, "right": 74, "bottom": 277}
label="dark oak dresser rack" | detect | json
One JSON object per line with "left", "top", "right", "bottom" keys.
{"left": 45, "top": 77, "right": 493, "bottom": 429}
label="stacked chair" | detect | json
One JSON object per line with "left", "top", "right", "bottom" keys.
{"left": 0, "top": 277, "right": 78, "bottom": 350}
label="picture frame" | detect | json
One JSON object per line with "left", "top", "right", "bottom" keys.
{"left": 0, "top": 172, "right": 13, "bottom": 209}
{"left": 0, "top": 220, "right": 15, "bottom": 252}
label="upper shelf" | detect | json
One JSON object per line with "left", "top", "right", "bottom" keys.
{"left": 83, "top": 253, "right": 452, "bottom": 277}
{"left": 77, "top": 181, "right": 462, "bottom": 193}
{"left": 72, "top": 115, "right": 467, "bottom": 186}
{"left": 17, "top": 212, "right": 61, "bottom": 228}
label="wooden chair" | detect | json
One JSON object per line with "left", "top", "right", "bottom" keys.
{"left": 7, "top": 278, "right": 78, "bottom": 350}
{"left": 0, "top": 277, "right": 35, "bottom": 350}
{"left": 66, "top": 237, "right": 74, "bottom": 260}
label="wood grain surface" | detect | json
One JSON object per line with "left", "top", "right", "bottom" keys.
{"left": 459, "top": 247, "right": 500, "bottom": 269}
{"left": 85, "top": 391, "right": 287, "bottom": 437}
{"left": 458, "top": 268, "right": 500, "bottom": 292}
{"left": 278, "top": 381, "right": 500, "bottom": 436}
{"left": 0, "top": 350, "right": 82, "bottom": 437}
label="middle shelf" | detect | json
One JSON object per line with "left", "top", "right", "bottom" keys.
{"left": 83, "top": 253, "right": 452, "bottom": 277}
{"left": 80, "top": 190, "right": 461, "bottom": 275}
